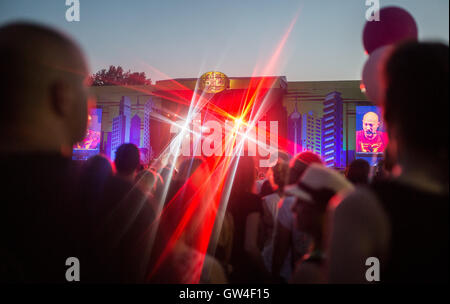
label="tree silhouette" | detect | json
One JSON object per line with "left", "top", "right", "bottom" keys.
{"left": 89, "top": 65, "right": 151, "bottom": 86}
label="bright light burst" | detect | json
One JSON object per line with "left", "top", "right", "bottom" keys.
{"left": 105, "top": 10, "right": 301, "bottom": 283}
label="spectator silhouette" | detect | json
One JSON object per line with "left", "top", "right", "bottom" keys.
{"left": 0, "top": 22, "right": 90, "bottom": 282}
{"left": 114, "top": 143, "right": 141, "bottom": 182}
{"left": 328, "top": 42, "right": 449, "bottom": 283}
{"left": 271, "top": 151, "right": 322, "bottom": 282}
{"left": 148, "top": 157, "right": 226, "bottom": 283}
{"left": 135, "top": 168, "right": 164, "bottom": 200}
{"left": 225, "top": 156, "right": 270, "bottom": 283}
{"left": 345, "top": 159, "right": 371, "bottom": 185}
{"left": 0, "top": 22, "right": 155, "bottom": 283}
{"left": 78, "top": 154, "right": 113, "bottom": 217}
{"left": 285, "top": 164, "right": 353, "bottom": 283}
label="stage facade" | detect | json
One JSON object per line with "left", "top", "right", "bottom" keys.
{"left": 88, "top": 74, "right": 376, "bottom": 168}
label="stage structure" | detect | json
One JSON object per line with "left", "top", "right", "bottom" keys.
{"left": 151, "top": 73, "right": 289, "bottom": 162}
{"left": 72, "top": 107, "right": 102, "bottom": 160}
{"left": 86, "top": 77, "right": 373, "bottom": 169}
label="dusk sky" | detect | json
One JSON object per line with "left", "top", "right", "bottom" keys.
{"left": 1, "top": 0, "right": 448, "bottom": 82}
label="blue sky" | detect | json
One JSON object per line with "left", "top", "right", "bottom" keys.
{"left": 0, "top": 0, "right": 448, "bottom": 81}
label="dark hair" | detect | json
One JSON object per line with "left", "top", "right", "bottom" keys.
{"left": 114, "top": 143, "right": 140, "bottom": 175}
{"left": 78, "top": 154, "right": 113, "bottom": 211}
{"left": 136, "top": 168, "right": 152, "bottom": 179}
{"left": 345, "top": 159, "right": 370, "bottom": 185}
{"left": 287, "top": 151, "right": 323, "bottom": 185}
{"left": 384, "top": 42, "right": 448, "bottom": 162}
{"left": 277, "top": 151, "right": 291, "bottom": 162}
{"left": 135, "top": 169, "right": 157, "bottom": 189}
{"left": 159, "top": 166, "right": 173, "bottom": 184}
{"left": 372, "top": 159, "right": 388, "bottom": 183}
{"left": 260, "top": 180, "right": 274, "bottom": 197}
{"left": 84, "top": 154, "right": 113, "bottom": 175}
{"left": 230, "top": 156, "right": 256, "bottom": 197}
{"left": 272, "top": 161, "right": 289, "bottom": 190}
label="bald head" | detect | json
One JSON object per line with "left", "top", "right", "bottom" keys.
{"left": 363, "top": 111, "right": 379, "bottom": 122}
{"left": 0, "top": 22, "right": 90, "bottom": 152}
{"left": 362, "top": 111, "right": 380, "bottom": 140}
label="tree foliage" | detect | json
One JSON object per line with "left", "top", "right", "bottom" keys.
{"left": 89, "top": 65, "right": 151, "bottom": 86}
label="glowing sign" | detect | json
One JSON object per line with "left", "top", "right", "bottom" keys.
{"left": 199, "top": 71, "right": 229, "bottom": 94}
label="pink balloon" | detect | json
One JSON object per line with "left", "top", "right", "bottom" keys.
{"left": 363, "top": 6, "right": 418, "bottom": 54}
{"left": 362, "top": 45, "right": 394, "bottom": 104}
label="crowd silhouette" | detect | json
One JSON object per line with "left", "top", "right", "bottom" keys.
{"left": 0, "top": 22, "right": 448, "bottom": 284}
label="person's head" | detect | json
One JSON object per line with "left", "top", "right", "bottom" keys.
{"left": 268, "top": 160, "right": 289, "bottom": 192}
{"left": 383, "top": 41, "right": 448, "bottom": 178}
{"left": 287, "top": 151, "right": 323, "bottom": 185}
{"left": 230, "top": 155, "right": 256, "bottom": 196}
{"left": 135, "top": 169, "right": 161, "bottom": 197}
{"left": 277, "top": 150, "right": 291, "bottom": 163}
{"left": 84, "top": 153, "right": 112, "bottom": 173}
{"left": 114, "top": 143, "right": 141, "bottom": 179}
{"left": 159, "top": 166, "right": 174, "bottom": 184}
{"left": 81, "top": 154, "right": 113, "bottom": 183}
{"left": 78, "top": 154, "right": 113, "bottom": 205}
{"left": 345, "top": 159, "right": 371, "bottom": 185}
{"left": 258, "top": 171, "right": 266, "bottom": 180}
{"left": 372, "top": 159, "right": 389, "bottom": 182}
{"left": 285, "top": 164, "right": 354, "bottom": 241}
{"left": 362, "top": 112, "right": 380, "bottom": 140}
{"left": 0, "top": 22, "right": 90, "bottom": 153}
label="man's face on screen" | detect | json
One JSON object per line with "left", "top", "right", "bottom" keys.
{"left": 363, "top": 112, "right": 380, "bottom": 140}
